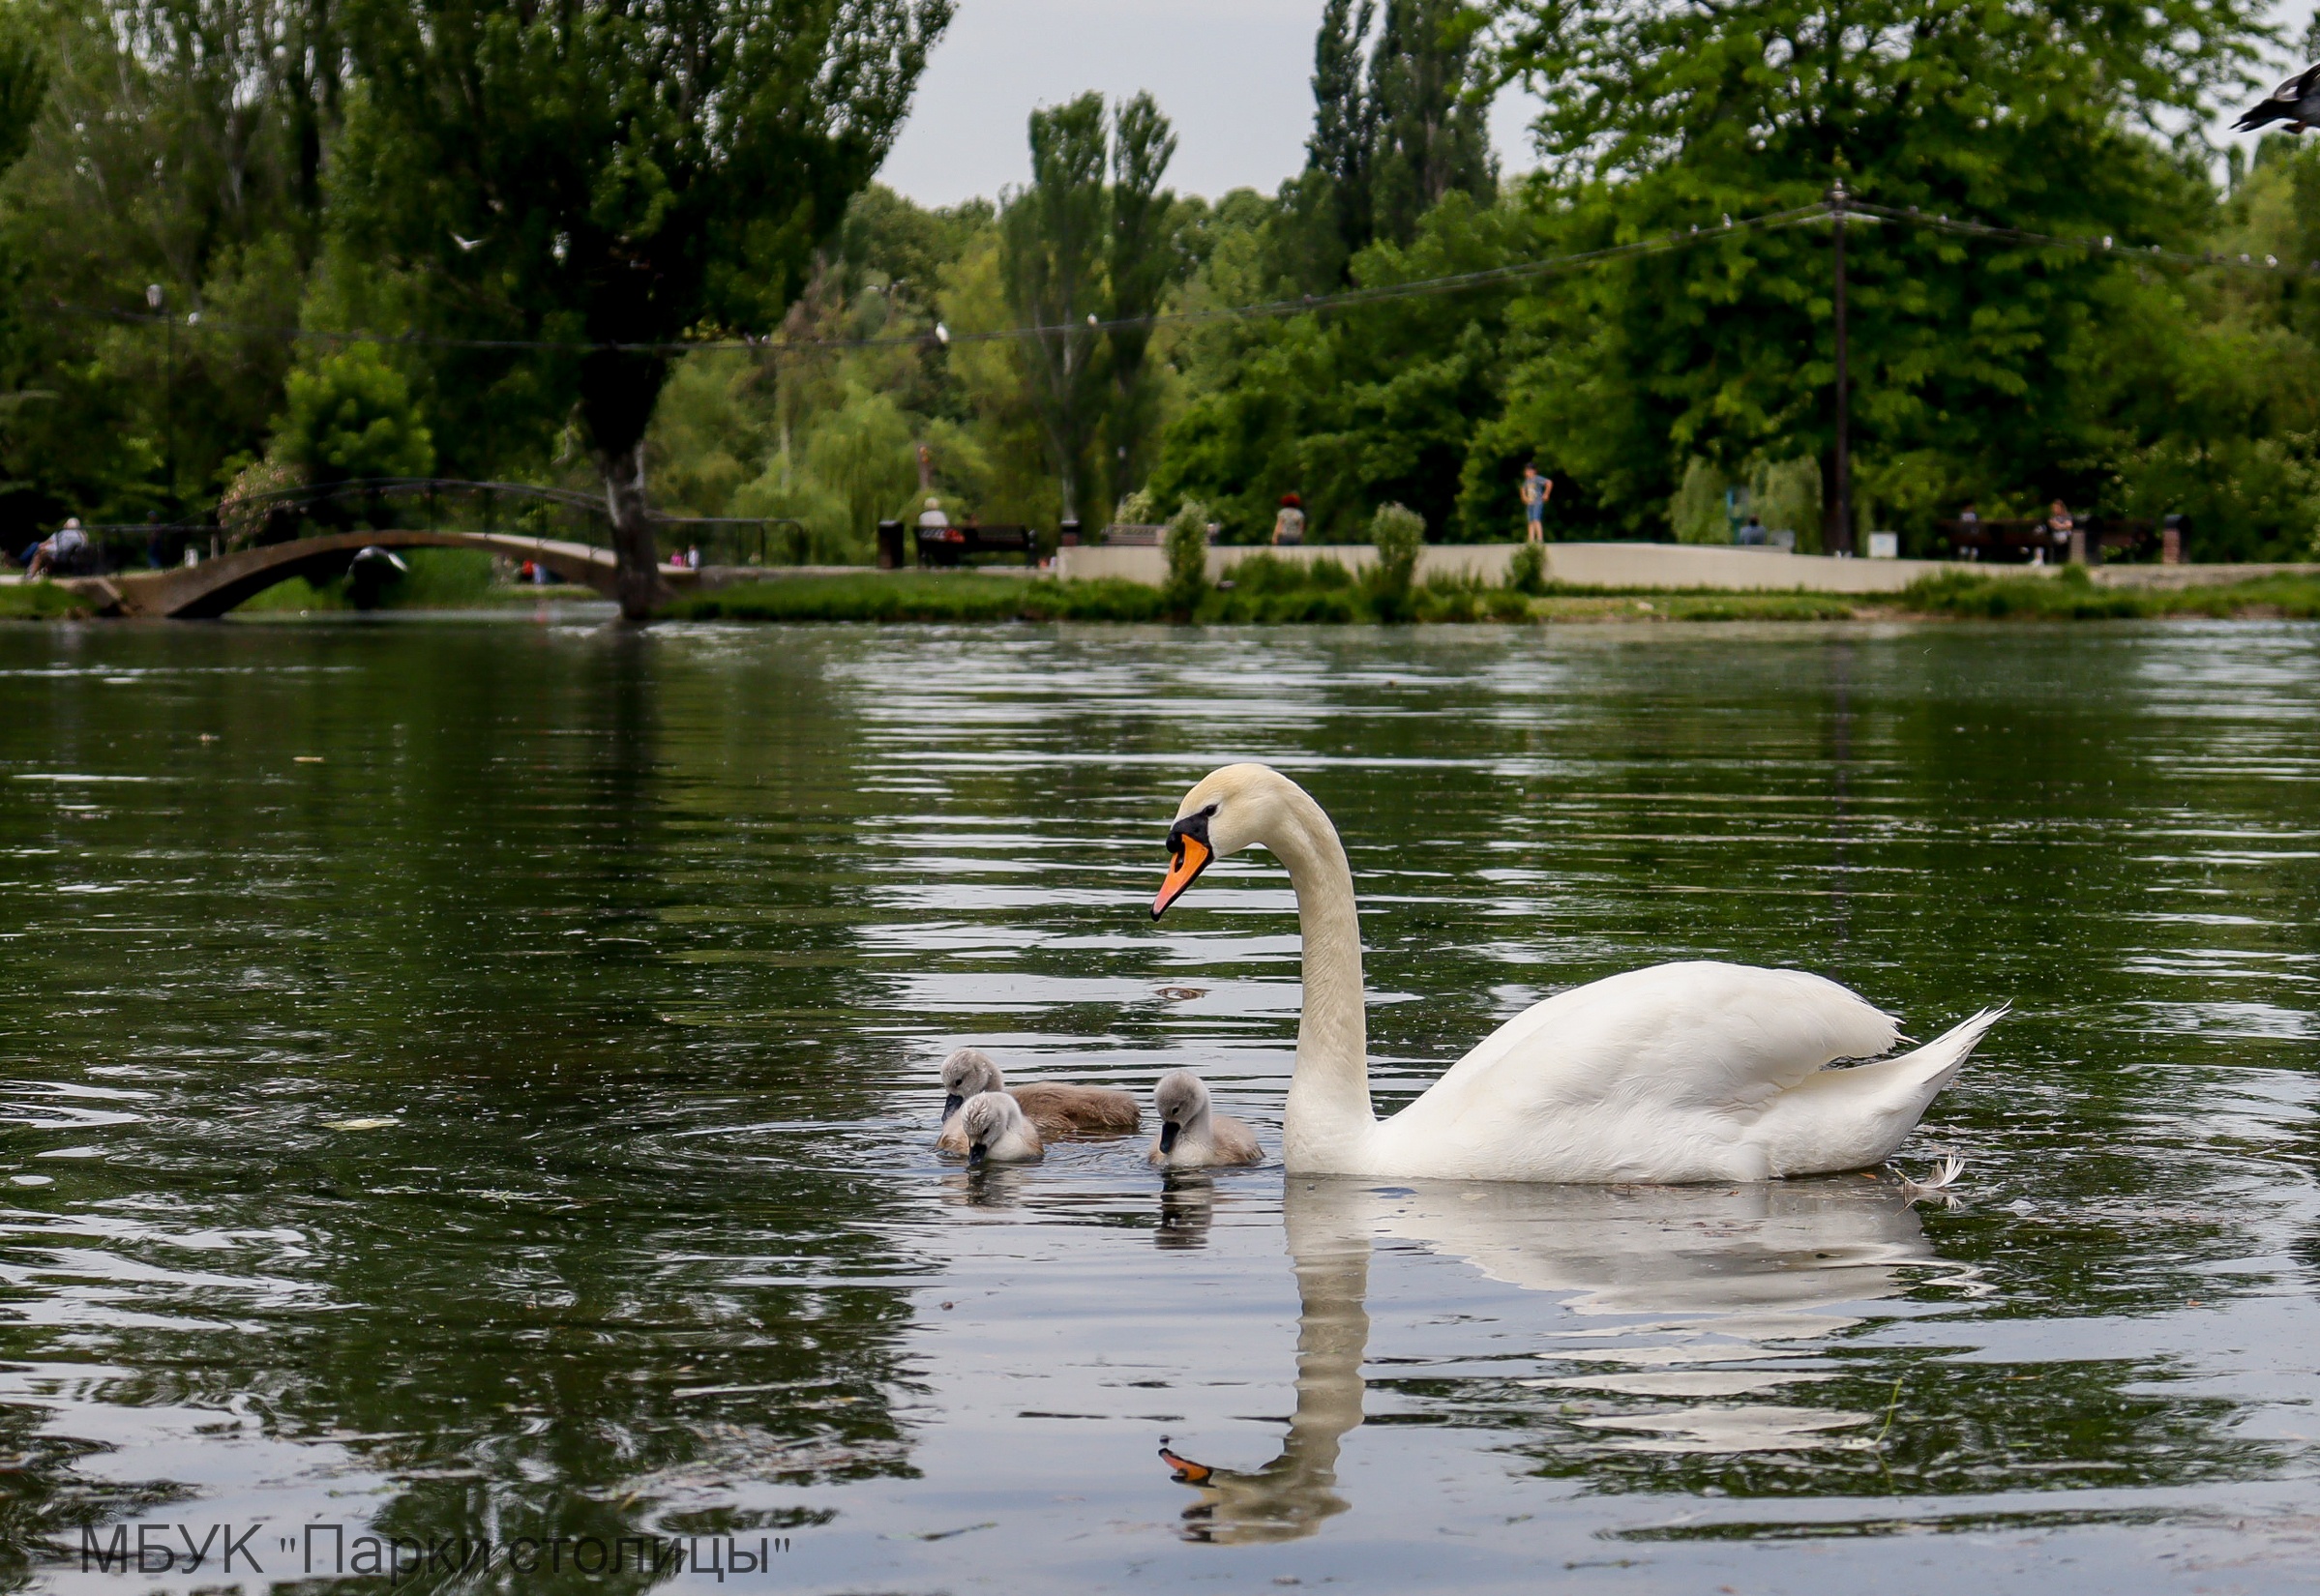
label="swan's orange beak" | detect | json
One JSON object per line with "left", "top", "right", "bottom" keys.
{"left": 1153, "top": 835, "right": 1211, "bottom": 918}
{"left": 1159, "top": 1444, "right": 1214, "bottom": 1484}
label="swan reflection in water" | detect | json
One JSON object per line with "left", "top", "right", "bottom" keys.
{"left": 1159, "top": 1176, "right": 1968, "bottom": 1544}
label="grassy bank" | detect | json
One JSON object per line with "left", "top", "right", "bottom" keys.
{"left": 663, "top": 565, "right": 2320, "bottom": 625}
{"left": 0, "top": 582, "right": 98, "bottom": 619}
{"left": 667, "top": 572, "right": 1172, "bottom": 623}
{"left": 1894, "top": 568, "right": 2320, "bottom": 618}
{"left": 20, "top": 555, "right": 2317, "bottom": 627}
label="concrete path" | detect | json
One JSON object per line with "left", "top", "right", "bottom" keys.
{"left": 1052, "top": 541, "right": 2318, "bottom": 594}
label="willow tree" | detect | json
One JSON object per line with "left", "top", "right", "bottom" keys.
{"left": 335, "top": 0, "right": 949, "bottom": 616}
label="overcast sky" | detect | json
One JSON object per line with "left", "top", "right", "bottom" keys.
{"left": 878, "top": 0, "right": 2317, "bottom": 211}
{"left": 879, "top": 0, "right": 1545, "bottom": 208}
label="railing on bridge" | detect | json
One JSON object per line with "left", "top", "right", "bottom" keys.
{"left": 70, "top": 478, "right": 802, "bottom": 577}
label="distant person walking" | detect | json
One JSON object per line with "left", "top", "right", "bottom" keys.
{"left": 1519, "top": 464, "right": 1553, "bottom": 544}
{"left": 1272, "top": 493, "right": 1305, "bottom": 547}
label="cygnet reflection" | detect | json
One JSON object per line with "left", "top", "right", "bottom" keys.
{"left": 1155, "top": 1171, "right": 1220, "bottom": 1251}
{"left": 1162, "top": 1176, "right": 1961, "bottom": 1542}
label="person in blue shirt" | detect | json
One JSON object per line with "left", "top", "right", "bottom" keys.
{"left": 1519, "top": 464, "right": 1553, "bottom": 543}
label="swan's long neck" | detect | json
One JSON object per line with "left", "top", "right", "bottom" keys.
{"left": 1264, "top": 788, "right": 1374, "bottom": 1170}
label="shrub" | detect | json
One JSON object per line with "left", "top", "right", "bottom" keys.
{"left": 273, "top": 345, "right": 434, "bottom": 482}
{"left": 1506, "top": 541, "right": 1546, "bottom": 595}
{"left": 1367, "top": 502, "right": 1425, "bottom": 621}
{"left": 1165, "top": 499, "right": 1210, "bottom": 612}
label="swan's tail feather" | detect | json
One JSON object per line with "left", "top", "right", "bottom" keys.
{"left": 1892, "top": 1003, "right": 2008, "bottom": 1100}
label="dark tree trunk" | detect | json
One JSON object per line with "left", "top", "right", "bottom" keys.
{"left": 600, "top": 441, "right": 665, "bottom": 621}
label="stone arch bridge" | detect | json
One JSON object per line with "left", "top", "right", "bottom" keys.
{"left": 44, "top": 479, "right": 771, "bottom": 618}
{"left": 61, "top": 529, "right": 648, "bottom": 618}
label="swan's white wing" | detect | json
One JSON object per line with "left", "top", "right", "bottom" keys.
{"left": 1406, "top": 961, "right": 1896, "bottom": 1127}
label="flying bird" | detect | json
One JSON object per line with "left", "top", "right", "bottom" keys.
{"left": 451, "top": 233, "right": 484, "bottom": 252}
{"left": 2236, "top": 65, "right": 2320, "bottom": 133}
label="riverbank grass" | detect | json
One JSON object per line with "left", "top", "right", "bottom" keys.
{"left": 665, "top": 566, "right": 2320, "bottom": 624}
{"left": 0, "top": 582, "right": 98, "bottom": 619}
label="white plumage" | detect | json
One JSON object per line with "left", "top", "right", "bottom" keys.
{"left": 1154, "top": 764, "right": 2002, "bottom": 1184}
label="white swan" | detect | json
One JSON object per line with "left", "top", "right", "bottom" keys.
{"left": 1148, "top": 1070, "right": 1264, "bottom": 1169}
{"left": 1150, "top": 764, "right": 2002, "bottom": 1183}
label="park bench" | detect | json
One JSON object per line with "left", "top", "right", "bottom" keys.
{"left": 1935, "top": 517, "right": 2165, "bottom": 564}
{"left": 913, "top": 521, "right": 1038, "bottom": 568}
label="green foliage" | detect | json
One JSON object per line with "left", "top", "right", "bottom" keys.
{"left": 329, "top": 0, "right": 949, "bottom": 607}
{"left": 274, "top": 345, "right": 433, "bottom": 481}
{"left": 1366, "top": 500, "right": 1424, "bottom": 618}
{"left": 232, "top": 547, "right": 507, "bottom": 611}
{"left": 0, "top": 0, "right": 47, "bottom": 177}
{"left": 0, "top": 581, "right": 95, "bottom": 620}
{"left": 1505, "top": 540, "right": 1545, "bottom": 594}
{"left": 0, "top": 0, "right": 328, "bottom": 538}
{"left": 1291, "top": 0, "right": 1494, "bottom": 277}
{"left": 1669, "top": 459, "right": 1729, "bottom": 545}
{"left": 998, "top": 92, "right": 1196, "bottom": 521}
{"left": 1163, "top": 497, "right": 1209, "bottom": 609}
{"left": 1149, "top": 191, "right": 1536, "bottom": 543}
{"left": 664, "top": 573, "right": 1170, "bottom": 623}
{"left": 1896, "top": 571, "right": 2320, "bottom": 618}
{"left": 1494, "top": 0, "right": 2254, "bottom": 546}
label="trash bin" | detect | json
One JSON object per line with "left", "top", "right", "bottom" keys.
{"left": 876, "top": 519, "right": 905, "bottom": 571}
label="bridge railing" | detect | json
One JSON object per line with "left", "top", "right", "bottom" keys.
{"left": 69, "top": 479, "right": 801, "bottom": 576}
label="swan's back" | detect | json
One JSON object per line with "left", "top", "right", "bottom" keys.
{"left": 1374, "top": 962, "right": 1900, "bottom": 1182}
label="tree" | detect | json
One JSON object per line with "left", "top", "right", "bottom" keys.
{"left": 1365, "top": 0, "right": 1494, "bottom": 247}
{"left": 998, "top": 93, "right": 1109, "bottom": 525}
{"left": 1498, "top": 0, "right": 2262, "bottom": 549}
{"left": 333, "top": 0, "right": 949, "bottom": 617}
{"left": 0, "top": 0, "right": 339, "bottom": 535}
{"left": 1104, "top": 93, "right": 1181, "bottom": 497}
{"left": 1148, "top": 192, "right": 1533, "bottom": 542}
{"left": 998, "top": 90, "right": 1190, "bottom": 525}
{"left": 274, "top": 344, "right": 434, "bottom": 481}
{"left": 1281, "top": 0, "right": 1494, "bottom": 283}
{"left": 1305, "top": 0, "right": 1376, "bottom": 269}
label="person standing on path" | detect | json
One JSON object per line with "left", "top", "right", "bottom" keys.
{"left": 1519, "top": 464, "right": 1553, "bottom": 544}
{"left": 1272, "top": 493, "right": 1305, "bottom": 547}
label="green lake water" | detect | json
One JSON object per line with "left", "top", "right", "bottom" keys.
{"left": 0, "top": 613, "right": 2315, "bottom": 1593}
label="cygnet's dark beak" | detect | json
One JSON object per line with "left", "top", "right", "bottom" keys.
{"left": 1158, "top": 1121, "right": 1180, "bottom": 1154}
{"left": 967, "top": 1142, "right": 988, "bottom": 1170}
{"left": 941, "top": 1092, "right": 964, "bottom": 1121}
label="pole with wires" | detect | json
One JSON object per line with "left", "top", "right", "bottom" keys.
{"left": 1829, "top": 181, "right": 1853, "bottom": 557}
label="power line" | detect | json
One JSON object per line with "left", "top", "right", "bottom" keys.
{"left": 44, "top": 200, "right": 1829, "bottom": 357}
{"left": 43, "top": 196, "right": 2310, "bottom": 361}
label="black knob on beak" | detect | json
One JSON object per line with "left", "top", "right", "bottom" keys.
{"left": 1157, "top": 1121, "right": 1180, "bottom": 1154}
{"left": 941, "top": 1092, "right": 965, "bottom": 1121}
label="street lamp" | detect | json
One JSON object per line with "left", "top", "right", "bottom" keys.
{"left": 146, "top": 283, "right": 175, "bottom": 516}
{"left": 1828, "top": 184, "right": 1854, "bottom": 558}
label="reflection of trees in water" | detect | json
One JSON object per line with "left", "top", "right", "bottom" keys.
{"left": 0, "top": 629, "right": 930, "bottom": 1592}
{"left": 1163, "top": 1175, "right": 2295, "bottom": 1545}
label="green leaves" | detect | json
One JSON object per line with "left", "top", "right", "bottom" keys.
{"left": 275, "top": 345, "right": 434, "bottom": 481}
{"left": 335, "top": 0, "right": 952, "bottom": 460}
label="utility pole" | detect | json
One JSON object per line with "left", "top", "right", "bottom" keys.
{"left": 1828, "top": 183, "right": 1853, "bottom": 556}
